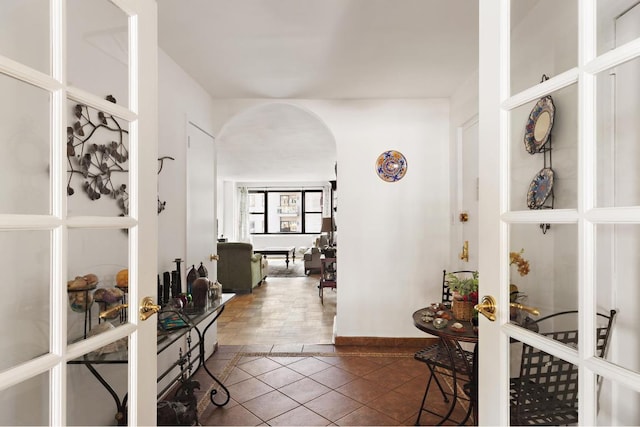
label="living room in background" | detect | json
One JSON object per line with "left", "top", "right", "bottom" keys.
{"left": 249, "top": 189, "right": 323, "bottom": 234}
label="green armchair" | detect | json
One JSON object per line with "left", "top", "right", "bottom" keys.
{"left": 216, "top": 242, "right": 265, "bottom": 293}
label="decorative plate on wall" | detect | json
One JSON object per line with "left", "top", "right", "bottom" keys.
{"left": 527, "top": 167, "right": 555, "bottom": 209}
{"left": 376, "top": 150, "right": 407, "bottom": 182}
{"left": 524, "top": 96, "right": 555, "bottom": 154}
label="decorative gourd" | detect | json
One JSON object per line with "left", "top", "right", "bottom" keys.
{"left": 116, "top": 269, "right": 128, "bottom": 288}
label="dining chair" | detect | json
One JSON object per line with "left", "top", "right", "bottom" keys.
{"left": 509, "top": 309, "right": 616, "bottom": 426}
{"left": 414, "top": 270, "right": 477, "bottom": 425}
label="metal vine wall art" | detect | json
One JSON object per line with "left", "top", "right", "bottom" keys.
{"left": 67, "top": 95, "right": 175, "bottom": 216}
{"left": 67, "top": 95, "right": 130, "bottom": 215}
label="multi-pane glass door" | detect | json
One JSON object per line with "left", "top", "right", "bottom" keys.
{"left": 479, "top": 0, "right": 640, "bottom": 424}
{"left": 0, "top": 1, "right": 157, "bottom": 425}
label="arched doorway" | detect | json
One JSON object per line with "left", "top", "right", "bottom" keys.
{"left": 215, "top": 102, "right": 337, "bottom": 345}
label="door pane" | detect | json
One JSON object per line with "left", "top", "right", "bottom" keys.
{"left": 596, "top": 56, "right": 640, "bottom": 207}
{"left": 66, "top": 98, "right": 130, "bottom": 217}
{"left": 596, "top": 224, "right": 639, "bottom": 372}
{"left": 0, "top": 372, "right": 49, "bottom": 426}
{"left": 597, "top": 378, "right": 640, "bottom": 425}
{"left": 68, "top": 228, "right": 129, "bottom": 344}
{"left": 67, "top": 348, "right": 129, "bottom": 426}
{"left": 597, "top": 0, "right": 640, "bottom": 55}
{"left": 0, "top": 230, "right": 50, "bottom": 372}
{"left": 509, "top": 338, "right": 579, "bottom": 425}
{"left": 0, "top": 0, "right": 49, "bottom": 74}
{"left": 0, "top": 74, "right": 50, "bottom": 215}
{"left": 510, "top": 0, "right": 578, "bottom": 96}
{"left": 67, "top": 0, "right": 129, "bottom": 108}
{"left": 510, "top": 84, "right": 578, "bottom": 211}
{"left": 509, "top": 224, "right": 578, "bottom": 333}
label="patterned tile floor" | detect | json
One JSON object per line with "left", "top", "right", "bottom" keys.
{"left": 198, "top": 271, "right": 473, "bottom": 426}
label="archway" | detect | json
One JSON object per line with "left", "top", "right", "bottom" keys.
{"left": 216, "top": 102, "right": 338, "bottom": 345}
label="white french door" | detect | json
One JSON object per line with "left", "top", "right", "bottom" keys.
{"left": 0, "top": 0, "right": 158, "bottom": 425}
{"left": 479, "top": 0, "right": 640, "bottom": 425}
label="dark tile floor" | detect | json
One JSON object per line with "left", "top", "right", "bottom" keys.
{"left": 198, "top": 267, "right": 473, "bottom": 426}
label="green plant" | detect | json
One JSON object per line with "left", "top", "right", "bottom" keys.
{"left": 446, "top": 271, "right": 479, "bottom": 302}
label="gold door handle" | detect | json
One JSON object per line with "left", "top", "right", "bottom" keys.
{"left": 459, "top": 240, "right": 469, "bottom": 262}
{"left": 474, "top": 295, "right": 497, "bottom": 321}
{"left": 140, "top": 297, "right": 160, "bottom": 321}
{"left": 210, "top": 254, "right": 219, "bottom": 261}
{"left": 99, "top": 304, "right": 128, "bottom": 319}
{"left": 509, "top": 302, "right": 540, "bottom": 316}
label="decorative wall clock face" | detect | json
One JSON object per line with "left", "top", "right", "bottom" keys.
{"left": 376, "top": 150, "right": 407, "bottom": 182}
{"left": 524, "top": 96, "right": 555, "bottom": 154}
{"left": 527, "top": 167, "right": 554, "bottom": 209}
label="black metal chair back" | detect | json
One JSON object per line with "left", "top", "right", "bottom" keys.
{"left": 510, "top": 309, "right": 616, "bottom": 426}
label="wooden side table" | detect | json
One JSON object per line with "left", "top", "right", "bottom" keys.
{"left": 319, "top": 256, "right": 336, "bottom": 304}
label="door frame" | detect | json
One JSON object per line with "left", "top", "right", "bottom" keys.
{"left": 454, "top": 115, "right": 479, "bottom": 270}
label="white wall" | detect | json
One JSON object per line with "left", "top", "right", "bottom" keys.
{"left": 210, "top": 98, "right": 451, "bottom": 339}
{"left": 157, "top": 49, "right": 217, "bottom": 274}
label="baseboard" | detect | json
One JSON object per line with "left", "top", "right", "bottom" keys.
{"left": 334, "top": 336, "right": 438, "bottom": 347}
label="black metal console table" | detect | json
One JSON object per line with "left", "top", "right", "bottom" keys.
{"left": 68, "top": 293, "right": 235, "bottom": 425}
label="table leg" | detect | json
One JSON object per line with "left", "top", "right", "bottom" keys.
{"left": 285, "top": 253, "right": 290, "bottom": 268}
{"left": 199, "top": 305, "right": 231, "bottom": 407}
{"left": 84, "top": 363, "right": 128, "bottom": 426}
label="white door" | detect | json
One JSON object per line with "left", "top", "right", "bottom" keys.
{"left": 0, "top": 0, "right": 158, "bottom": 425}
{"left": 457, "top": 117, "right": 479, "bottom": 269}
{"left": 187, "top": 122, "right": 216, "bottom": 282}
{"left": 479, "top": 0, "right": 640, "bottom": 425}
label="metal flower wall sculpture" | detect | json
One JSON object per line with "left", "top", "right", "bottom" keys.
{"left": 67, "top": 95, "right": 129, "bottom": 215}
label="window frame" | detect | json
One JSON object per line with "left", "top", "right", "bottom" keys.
{"left": 249, "top": 189, "right": 323, "bottom": 235}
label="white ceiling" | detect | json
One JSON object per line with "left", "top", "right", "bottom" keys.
{"left": 158, "top": 0, "right": 479, "bottom": 181}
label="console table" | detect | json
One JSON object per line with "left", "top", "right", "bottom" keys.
{"left": 253, "top": 247, "right": 296, "bottom": 268}
{"left": 68, "top": 293, "right": 235, "bottom": 425}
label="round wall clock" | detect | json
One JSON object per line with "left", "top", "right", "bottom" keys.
{"left": 376, "top": 150, "right": 407, "bottom": 182}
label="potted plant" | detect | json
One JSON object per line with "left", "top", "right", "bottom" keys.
{"left": 446, "top": 271, "right": 479, "bottom": 321}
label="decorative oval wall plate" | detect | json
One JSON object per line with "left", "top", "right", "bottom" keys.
{"left": 527, "top": 167, "right": 554, "bottom": 209}
{"left": 376, "top": 150, "right": 407, "bottom": 182}
{"left": 524, "top": 96, "right": 555, "bottom": 154}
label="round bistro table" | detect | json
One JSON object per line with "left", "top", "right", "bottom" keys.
{"left": 413, "top": 308, "right": 478, "bottom": 425}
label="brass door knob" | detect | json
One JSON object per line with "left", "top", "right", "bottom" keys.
{"left": 139, "top": 297, "right": 160, "bottom": 321}
{"left": 210, "top": 254, "right": 219, "bottom": 261}
{"left": 509, "top": 302, "right": 540, "bottom": 316}
{"left": 99, "top": 304, "right": 128, "bottom": 319}
{"left": 474, "top": 295, "right": 497, "bottom": 321}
